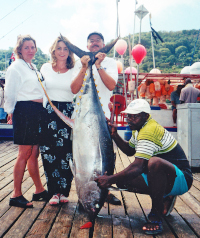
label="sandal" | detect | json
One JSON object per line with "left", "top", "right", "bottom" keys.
{"left": 60, "top": 194, "right": 69, "bottom": 204}
{"left": 9, "top": 195, "right": 33, "bottom": 208}
{"left": 32, "top": 190, "right": 49, "bottom": 201}
{"left": 49, "top": 194, "right": 60, "bottom": 206}
{"left": 163, "top": 195, "right": 177, "bottom": 216}
{"left": 142, "top": 212, "right": 163, "bottom": 235}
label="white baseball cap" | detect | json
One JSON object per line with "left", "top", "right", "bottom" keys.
{"left": 121, "top": 99, "right": 150, "bottom": 114}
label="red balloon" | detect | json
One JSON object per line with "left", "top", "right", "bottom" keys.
{"left": 131, "top": 44, "right": 147, "bottom": 64}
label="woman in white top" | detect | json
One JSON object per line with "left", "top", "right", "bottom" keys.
{"left": 4, "top": 35, "right": 48, "bottom": 208}
{"left": 40, "top": 36, "right": 75, "bottom": 205}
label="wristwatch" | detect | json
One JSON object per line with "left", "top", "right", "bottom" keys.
{"left": 97, "top": 66, "right": 103, "bottom": 71}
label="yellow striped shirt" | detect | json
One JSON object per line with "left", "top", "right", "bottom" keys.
{"left": 129, "top": 115, "right": 177, "bottom": 160}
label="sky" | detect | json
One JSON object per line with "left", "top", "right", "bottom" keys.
{"left": 0, "top": 0, "right": 199, "bottom": 55}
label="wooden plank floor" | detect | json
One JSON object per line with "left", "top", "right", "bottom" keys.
{"left": 0, "top": 140, "right": 200, "bottom": 238}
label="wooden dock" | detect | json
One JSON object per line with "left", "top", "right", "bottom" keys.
{"left": 0, "top": 140, "right": 200, "bottom": 238}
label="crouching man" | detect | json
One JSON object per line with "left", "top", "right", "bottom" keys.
{"left": 95, "top": 99, "right": 193, "bottom": 235}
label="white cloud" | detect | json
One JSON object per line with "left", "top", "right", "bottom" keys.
{"left": 58, "top": 0, "right": 118, "bottom": 49}
{"left": 44, "top": 0, "right": 199, "bottom": 54}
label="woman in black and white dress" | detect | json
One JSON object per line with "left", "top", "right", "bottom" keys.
{"left": 40, "top": 36, "right": 75, "bottom": 205}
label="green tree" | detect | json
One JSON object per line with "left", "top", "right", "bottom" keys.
{"left": 175, "top": 46, "right": 188, "bottom": 57}
{"left": 166, "top": 55, "right": 176, "bottom": 66}
{"left": 159, "top": 48, "right": 171, "bottom": 57}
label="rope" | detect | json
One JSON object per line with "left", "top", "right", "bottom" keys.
{"left": 0, "top": 15, "right": 33, "bottom": 41}
{"left": 0, "top": 0, "right": 29, "bottom": 22}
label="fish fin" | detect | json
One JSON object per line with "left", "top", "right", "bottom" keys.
{"left": 37, "top": 70, "right": 74, "bottom": 128}
{"left": 60, "top": 33, "right": 89, "bottom": 59}
{"left": 108, "top": 185, "right": 128, "bottom": 191}
{"left": 80, "top": 222, "right": 93, "bottom": 229}
{"left": 69, "top": 159, "right": 75, "bottom": 177}
{"left": 51, "top": 105, "right": 74, "bottom": 128}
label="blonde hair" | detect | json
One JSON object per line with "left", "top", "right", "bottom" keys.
{"left": 50, "top": 36, "right": 75, "bottom": 69}
{"left": 14, "top": 35, "right": 37, "bottom": 59}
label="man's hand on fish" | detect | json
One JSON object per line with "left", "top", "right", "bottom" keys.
{"left": 95, "top": 174, "right": 113, "bottom": 188}
{"left": 95, "top": 52, "right": 106, "bottom": 68}
{"left": 107, "top": 119, "right": 118, "bottom": 137}
{"left": 81, "top": 55, "right": 90, "bottom": 69}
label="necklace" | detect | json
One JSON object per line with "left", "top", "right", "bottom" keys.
{"left": 23, "top": 60, "right": 35, "bottom": 70}
{"left": 22, "top": 59, "right": 44, "bottom": 82}
{"left": 54, "top": 65, "right": 68, "bottom": 74}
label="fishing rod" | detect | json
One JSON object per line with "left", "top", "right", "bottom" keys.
{"left": 0, "top": 15, "right": 33, "bottom": 41}
{"left": 0, "top": 0, "right": 29, "bottom": 22}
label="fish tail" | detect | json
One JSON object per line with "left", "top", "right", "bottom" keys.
{"left": 98, "top": 37, "right": 119, "bottom": 54}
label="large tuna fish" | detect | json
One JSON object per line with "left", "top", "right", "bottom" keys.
{"left": 38, "top": 35, "right": 118, "bottom": 223}
{"left": 62, "top": 36, "right": 118, "bottom": 222}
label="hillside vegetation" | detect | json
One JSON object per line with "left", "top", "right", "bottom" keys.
{"left": 107, "top": 29, "right": 200, "bottom": 73}
{"left": 0, "top": 29, "right": 199, "bottom": 73}
{"left": 0, "top": 47, "right": 48, "bottom": 71}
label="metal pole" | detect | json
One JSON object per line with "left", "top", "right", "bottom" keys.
{"left": 136, "top": 18, "right": 142, "bottom": 99}
{"left": 121, "top": 55, "right": 127, "bottom": 107}
{"left": 132, "top": 0, "right": 137, "bottom": 48}
{"left": 5, "top": 53, "right": 7, "bottom": 70}
{"left": 149, "top": 14, "right": 155, "bottom": 68}
{"left": 114, "top": 0, "right": 119, "bottom": 58}
{"left": 136, "top": 64, "right": 139, "bottom": 98}
{"left": 128, "top": 35, "right": 133, "bottom": 101}
{"left": 151, "top": 32, "right": 155, "bottom": 68}
{"left": 139, "top": 19, "right": 142, "bottom": 43}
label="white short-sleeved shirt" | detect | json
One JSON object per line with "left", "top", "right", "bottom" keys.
{"left": 4, "top": 59, "right": 44, "bottom": 114}
{"left": 72, "top": 57, "right": 118, "bottom": 118}
{"left": 40, "top": 63, "right": 75, "bottom": 106}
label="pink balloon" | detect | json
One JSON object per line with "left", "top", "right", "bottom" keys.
{"left": 132, "top": 44, "right": 147, "bottom": 64}
{"left": 125, "top": 67, "right": 137, "bottom": 74}
{"left": 114, "top": 39, "right": 127, "bottom": 55}
{"left": 116, "top": 60, "right": 123, "bottom": 73}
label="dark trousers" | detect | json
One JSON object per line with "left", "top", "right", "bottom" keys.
{"left": 40, "top": 101, "right": 74, "bottom": 197}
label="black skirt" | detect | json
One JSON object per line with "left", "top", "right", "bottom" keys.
{"left": 13, "top": 101, "right": 44, "bottom": 145}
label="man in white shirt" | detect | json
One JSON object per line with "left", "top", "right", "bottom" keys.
{"left": 71, "top": 32, "right": 121, "bottom": 205}
{"left": 71, "top": 32, "right": 118, "bottom": 118}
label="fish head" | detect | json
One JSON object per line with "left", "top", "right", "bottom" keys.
{"left": 79, "top": 181, "right": 107, "bottom": 219}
